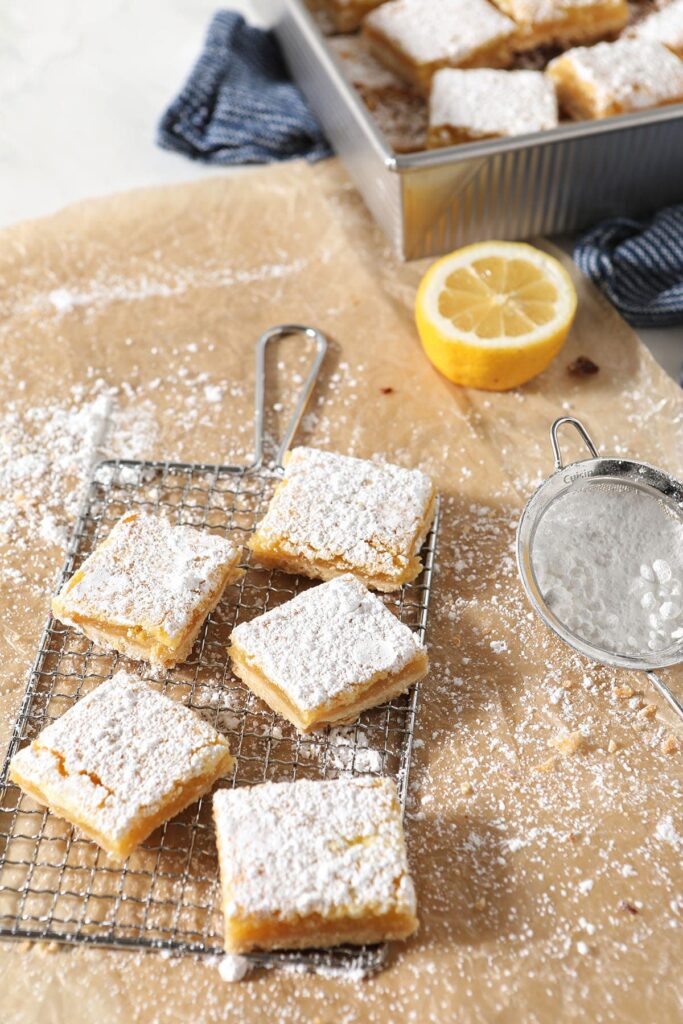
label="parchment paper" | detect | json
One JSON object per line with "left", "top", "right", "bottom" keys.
{"left": 0, "top": 159, "right": 681, "bottom": 1024}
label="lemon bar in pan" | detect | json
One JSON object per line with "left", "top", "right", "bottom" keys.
{"left": 630, "top": 0, "right": 683, "bottom": 60}
{"left": 491, "top": 0, "right": 628, "bottom": 51}
{"left": 9, "top": 671, "right": 234, "bottom": 861}
{"left": 364, "top": 0, "right": 516, "bottom": 94}
{"left": 52, "top": 510, "right": 242, "bottom": 668}
{"left": 428, "top": 68, "right": 558, "bottom": 147}
{"left": 318, "top": 0, "right": 389, "bottom": 33}
{"left": 248, "top": 447, "right": 436, "bottom": 592}
{"left": 213, "top": 777, "right": 418, "bottom": 953}
{"left": 230, "top": 574, "right": 428, "bottom": 732}
{"left": 548, "top": 38, "right": 683, "bottom": 119}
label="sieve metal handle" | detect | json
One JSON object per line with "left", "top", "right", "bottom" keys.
{"left": 550, "top": 416, "right": 599, "bottom": 470}
{"left": 252, "top": 324, "right": 328, "bottom": 471}
{"left": 647, "top": 671, "right": 683, "bottom": 721}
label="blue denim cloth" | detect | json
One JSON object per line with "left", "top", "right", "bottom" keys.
{"left": 157, "top": 11, "right": 332, "bottom": 165}
{"left": 574, "top": 205, "right": 683, "bottom": 329}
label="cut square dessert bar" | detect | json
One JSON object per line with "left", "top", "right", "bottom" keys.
{"left": 52, "top": 510, "right": 242, "bottom": 668}
{"left": 548, "top": 38, "right": 683, "bottom": 118}
{"left": 428, "top": 68, "right": 558, "bottom": 147}
{"left": 364, "top": 0, "right": 517, "bottom": 94}
{"left": 248, "top": 447, "right": 436, "bottom": 591}
{"left": 9, "top": 671, "right": 234, "bottom": 860}
{"left": 491, "top": 0, "right": 629, "bottom": 51}
{"left": 319, "top": 0, "right": 389, "bottom": 33}
{"left": 230, "top": 574, "right": 428, "bottom": 732}
{"left": 213, "top": 776, "right": 418, "bottom": 952}
{"left": 630, "top": 0, "right": 683, "bottom": 60}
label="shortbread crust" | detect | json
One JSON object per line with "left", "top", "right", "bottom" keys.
{"left": 9, "top": 671, "right": 234, "bottom": 860}
{"left": 213, "top": 777, "right": 418, "bottom": 952}
{"left": 230, "top": 574, "right": 428, "bottom": 731}
{"left": 52, "top": 510, "right": 242, "bottom": 667}
{"left": 249, "top": 447, "right": 436, "bottom": 592}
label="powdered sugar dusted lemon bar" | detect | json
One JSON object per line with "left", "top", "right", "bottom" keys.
{"left": 52, "top": 510, "right": 242, "bottom": 668}
{"left": 230, "top": 574, "right": 428, "bottom": 732}
{"left": 629, "top": 0, "right": 683, "bottom": 59}
{"left": 9, "top": 671, "right": 234, "bottom": 861}
{"left": 491, "top": 0, "right": 628, "bottom": 50}
{"left": 364, "top": 0, "right": 516, "bottom": 94}
{"left": 248, "top": 447, "right": 436, "bottom": 592}
{"left": 548, "top": 37, "right": 683, "bottom": 118}
{"left": 213, "top": 776, "right": 418, "bottom": 952}
{"left": 428, "top": 68, "right": 558, "bottom": 147}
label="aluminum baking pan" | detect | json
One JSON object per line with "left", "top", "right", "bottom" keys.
{"left": 255, "top": 0, "right": 683, "bottom": 259}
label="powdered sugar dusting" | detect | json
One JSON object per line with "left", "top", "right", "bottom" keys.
{"left": 231, "top": 574, "right": 425, "bottom": 712}
{"left": 213, "top": 776, "right": 416, "bottom": 921}
{"left": 429, "top": 68, "right": 558, "bottom": 139}
{"left": 54, "top": 510, "right": 240, "bottom": 640}
{"left": 549, "top": 38, "right": 683, "bottom": 114}
{"left": 365, "top": 0, "right": 515, "bottom": 67}
{"left": 10, "top": 671, "right": 232, "bottom": 846}
{"left": 629, "top": 0, "right": 683, "bottom": 56}
{"left": 252, "top": 446, "right": 434, "bottom": 584}
{"left": 532, "top": 483, "right": 683, "bottom": 656}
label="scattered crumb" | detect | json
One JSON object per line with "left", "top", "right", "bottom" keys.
{"left": 608, "top": 739, "right": 618, "bottom": 754}
{"left": 459, "top": 781, "right": 473, "bottom": 796}
{"left": 637, "top": 704, "right": 657, "bottom": 720}
{"left": 534, "top": 756, "right": 557, "bottom": 773}
{"left": 34, "top": 941, "right": 60, "bottom": 956}
{"left": 549, "top": 730, "right": 584, "bottom": 756}
{"left": 662, "top": 734, "right": 679, "bottom": 755}
{"left": 619, "top": 901, "right": 639, "bottom": 915}
{"left": 379, "top": 386, "right": 395, "bottom": 395}
{"left": 473, "top": 897, "right": 487, "bottom": 911}
{"left": 567, "top": 356, "right": 600, "bottom": 376}
{"left": 614, "top": 685, "right": 635, "bottom": 699}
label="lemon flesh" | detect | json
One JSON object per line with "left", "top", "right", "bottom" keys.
{"left": 416, "top": 241, "right": 578, "bottom": 391}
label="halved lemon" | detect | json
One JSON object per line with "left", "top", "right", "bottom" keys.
{"left": 415, "top": 241, "right": 577, "bottom": 391}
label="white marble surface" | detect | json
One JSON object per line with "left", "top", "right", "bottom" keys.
{"left": 1, "top": 0, "right": 681, "bottom": 378}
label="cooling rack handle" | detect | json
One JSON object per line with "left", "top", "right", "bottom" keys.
{"left": 252, "top": 324, "right": 328, "bottom": 470}
{"left": 550, "top": 416, "right": 599, "bottom": 471}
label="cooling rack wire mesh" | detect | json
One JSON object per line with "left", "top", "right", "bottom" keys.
{"left": 0, "top": 456, "right": 440, "bottom": 975}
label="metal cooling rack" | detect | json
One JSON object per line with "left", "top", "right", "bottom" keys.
{"left": 0, "top": 325, "right": 440, "bottom": 976}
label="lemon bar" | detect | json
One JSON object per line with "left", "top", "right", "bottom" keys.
{"left": 364, "top": 0, "right": 516, "bottom": 94}
{"left": 52, "top": 510, "right": 242, "bottom": 668}
{"left": 319, "top": 0, "right": 389, "bottom": 32}
{"left": 249, "top": 447, "right": 436, "bottom": 592}
{"left": 230, "top": 574, "right": 428, "bottom": 732}
{"left": 329, "top": 34, "right": 428, "bottom": 151}
{"left": 630, "top": 0, "right": 683, "bottom": 59}
{"left": 9, "top": 671, "right": 234, "bottom": 861}
{"left": 491, "top": 0, "right": 628, "bottom": 50}
{"left": 428, "top": 68, "right": 558, "bottom": 147}
{"left": 213, "top": 776, "right": 418, "bottom": 953}
{"left": 548, "top": 37, "right": 683, "bottom": 118}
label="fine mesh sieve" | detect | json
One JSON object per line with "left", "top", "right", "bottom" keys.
{"left": 517, "top": 417, "right": 683, "bottom": 722}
